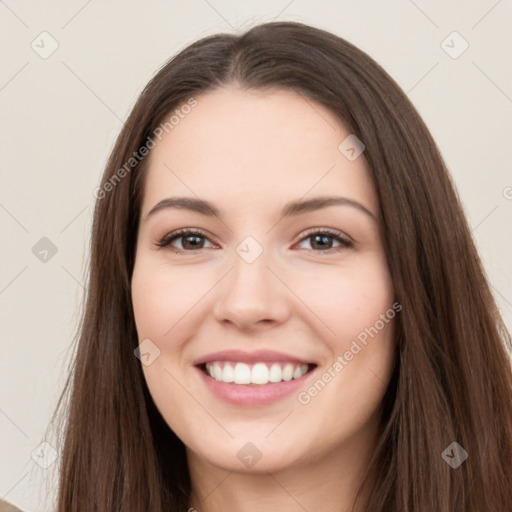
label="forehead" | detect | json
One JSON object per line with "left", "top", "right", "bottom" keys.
{"left": 142, "top": 85, "right": 377, "bottom": 216}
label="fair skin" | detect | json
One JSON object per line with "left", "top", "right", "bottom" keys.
{"left": 131, "top": 84, "right": 397, "bottom": 512}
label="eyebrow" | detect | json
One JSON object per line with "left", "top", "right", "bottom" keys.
{"left": 145, "top": 195, "right": 377, "bottom": 221}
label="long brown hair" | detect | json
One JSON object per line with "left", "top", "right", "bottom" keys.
{"left": 52, "top": 21, "right": 512, "bottom": 511}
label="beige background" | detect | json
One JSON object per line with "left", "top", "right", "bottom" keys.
{"left": 1, "top": 1, "right": 511, "bottom": 510}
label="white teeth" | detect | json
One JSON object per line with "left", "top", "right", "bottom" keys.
{"left": 269, "top": 363, "right": 282, "bottom": 382}
{"left": 213, "top": 362, "right": 222, "bottom": 380}
{"left": 282, "top": 363, "right": 294, "bottom": 381}
{"left": 204, "top": 361, "right": 310, "bottom": 385}
{"left": 233, "top": 362, "right": 251, "bottom": 384}
{"left": 251, "top": 363, "right": 269, "bottom": 384}
{"left": 222, "top": 363, "right": 234, "bottom": 383}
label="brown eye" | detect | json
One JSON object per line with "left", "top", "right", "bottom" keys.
{"left": 156, "top": 227, "right": 352, "bottom": 255}
{"left": 156, "top": 229, "right": 215, "bottom": 252}
{"left": 295, "top": 228, "right": 353, "bottom": 253}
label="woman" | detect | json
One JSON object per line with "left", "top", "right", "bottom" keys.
{"left": 52, "top": 21, "right": 512, "bottom": 511}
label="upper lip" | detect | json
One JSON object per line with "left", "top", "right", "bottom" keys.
{"left": 192, "top": 349, "right": 315, "bottom": 366}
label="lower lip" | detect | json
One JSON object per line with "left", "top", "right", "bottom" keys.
{"left": 195, "top": 366, "right": 316, "bottom": 406}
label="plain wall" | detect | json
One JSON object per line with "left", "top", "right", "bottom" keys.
{"left": 1, "top": 1, "right": 511, "bottom": 510}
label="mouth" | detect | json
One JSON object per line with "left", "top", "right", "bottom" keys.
{"left": 192, "top": 349, "right": 319, "bottom": 405}
{"left": 198, "top": 361, "right": 317, "bottom": 386}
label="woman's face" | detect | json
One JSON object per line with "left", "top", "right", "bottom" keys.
{"left": 131, "top": 85, "right": 397, "bottom": 474}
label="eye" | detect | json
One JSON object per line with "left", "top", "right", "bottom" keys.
{"left": 156, "top": 229, "right": 216, "bottom": 252}
{"left": 294, "top": 228, "right": 353, "bottom": 254}
{"left": 156, "top": 227, "right": 353, "bottom": 255}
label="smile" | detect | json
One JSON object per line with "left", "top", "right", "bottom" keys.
{"left": 193, "top": 349, "right": 318, "bottom": 405}
{"left": 204, "top": 361, "right": 312, "bottom": 385}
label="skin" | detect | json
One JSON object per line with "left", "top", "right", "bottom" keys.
{"left": 131, "top": 84, "right": 397, "bottom": 512}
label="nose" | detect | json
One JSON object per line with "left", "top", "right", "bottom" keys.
{"left": 213, "top": 248, "right": 291, "bottom": 331}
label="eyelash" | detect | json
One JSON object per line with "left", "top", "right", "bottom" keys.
{"left": 156, "top": 227, "right": 353, "bottom": 255}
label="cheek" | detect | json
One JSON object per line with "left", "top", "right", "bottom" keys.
{"left": 293, "top": 255, "right": 395, "bottom": 344}
{"left": 131, "top": 258, "right": 198, "bottom": 341}
{"left": 292, "top": 259, "right": 396, "bottom": 429}
{"left": 131, "top": 259, "right": 207, "bottom": 439}
{"left": 289, "top": 255, "right": 396, "bottom": 413}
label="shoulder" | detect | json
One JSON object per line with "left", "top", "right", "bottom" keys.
{"left": 0, "top": 499, "right": 24, "bottom": 512}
